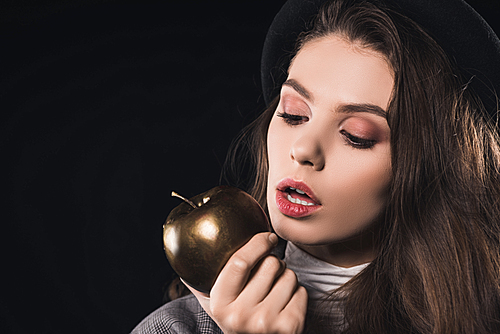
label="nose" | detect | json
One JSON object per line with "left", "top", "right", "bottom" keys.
{"left": 290, "top": 134, "right": 325, "bottom": 171}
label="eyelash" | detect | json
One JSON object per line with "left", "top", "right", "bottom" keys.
{"left": 277, "top": 112, "right": 377, "bottom": 149}
{"left": 340, "top": 129, "right": 377, "bottom": 149}
{"left": 276, "top": 112, "right": 308, "bottom": 125}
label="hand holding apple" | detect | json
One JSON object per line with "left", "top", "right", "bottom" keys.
{"left": 163, "top": 186, "right": 270, "bottom": 293}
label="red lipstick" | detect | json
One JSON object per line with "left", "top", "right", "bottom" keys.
{"left": 275, "top": 178, "right": 321, "bottom": 218}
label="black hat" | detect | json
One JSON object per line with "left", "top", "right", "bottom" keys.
{"left": 261, "top": 0, "right": 500, "bottom": 116}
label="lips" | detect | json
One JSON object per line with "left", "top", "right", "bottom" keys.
{"left": 275, "top": 178, "right": 321, "bottom": 218}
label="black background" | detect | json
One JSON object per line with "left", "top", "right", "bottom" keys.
{"left": 2, "top": 1, "right": 499, "bottom": 333}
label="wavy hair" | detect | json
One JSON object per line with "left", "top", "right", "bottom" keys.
{"left": 224, "top": 0, "right": 500, "bottom": 333}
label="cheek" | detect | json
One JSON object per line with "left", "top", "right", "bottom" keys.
{"left": 267, "top": 119, "right": 288, "bottom": 172}
{"left": 325, "top": 153, "right": 392, "bottom": 218}
{"left": 323, "top": 168, "right": 391, "bottom": 241}
{"left": 349, "top": 157, "right": 391, "bottom": 210}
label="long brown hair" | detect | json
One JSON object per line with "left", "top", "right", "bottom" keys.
{"left": 224, "top": 0, "right": 500, "bottom": 332}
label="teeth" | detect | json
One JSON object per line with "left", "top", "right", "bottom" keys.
{"left": 287, "top": 194, "right": 315, "bottom": 206}
{"left": 289, "top": 187, "right": 306, "bottom": 195}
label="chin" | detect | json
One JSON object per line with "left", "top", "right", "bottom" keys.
{"left": 270, "top": 215, "right": 331, "bottom": 246}
{"left": 271, "top": 212, "right": 377, "bottom": 248}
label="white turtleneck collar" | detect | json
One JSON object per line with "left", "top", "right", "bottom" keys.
{"left": 283, "top": 242, "right": 369, "bottom": 309}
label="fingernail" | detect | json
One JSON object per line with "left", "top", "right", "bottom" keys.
{"left": 269, "top": 233, "right": 279, "bottom": 245}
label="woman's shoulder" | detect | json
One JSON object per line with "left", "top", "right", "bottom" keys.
{"left": 131, "top": 294, "right": 222, "bottom": 334}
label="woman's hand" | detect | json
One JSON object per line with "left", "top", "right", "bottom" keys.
{"left": 185, "top": 232, "right": 308, "bottom": 334}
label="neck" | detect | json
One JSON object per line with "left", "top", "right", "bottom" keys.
{"left": 297, "top": 228, "right": 378, "bottom": 268}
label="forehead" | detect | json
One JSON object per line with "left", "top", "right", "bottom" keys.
{"left": 288, "top": 35, "right": 394, "bottom": 111}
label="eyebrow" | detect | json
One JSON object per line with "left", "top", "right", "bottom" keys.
{"left": 282, "top": 79, "right": 312, "bottom": 101}
{"left": 282, "top": 78, "right": 387, "bottom": 118}
{"left": 337, "top": 103, "right": 387, "bottom": 118}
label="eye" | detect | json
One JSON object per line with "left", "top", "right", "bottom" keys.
{"left": 340, "top": 129, "right": 377, "bottom": 149}
{"left": 276, "top": 112, "right": 308, "bottom": 126}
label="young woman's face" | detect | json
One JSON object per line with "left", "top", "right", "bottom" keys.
{"left": 266, "top": 35, "right": 393, "bottom": 266}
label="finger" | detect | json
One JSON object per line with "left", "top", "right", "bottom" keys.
{"left": 210, "top": 232, "right": 279, "bottom": 306}
{"left": 275, "top": 285, "right": 308, "bottom": 333}
{"left": 284, "top": 285, "right": 308, "bottom": 318}
{"left": 264, "top": 268, "right": 303, "bottom": 312}
{"left": 239, "top": 254, "right": 286, "bottom": 304}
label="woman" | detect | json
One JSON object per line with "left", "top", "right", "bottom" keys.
{"left": 132, "top": 0, "right": 500, "bottom": 332}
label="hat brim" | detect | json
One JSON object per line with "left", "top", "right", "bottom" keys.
{"left": 261, "top": 0, "right": 500, "bottom": 116}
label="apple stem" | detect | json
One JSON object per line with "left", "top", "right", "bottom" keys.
{"left": 171, "top": 191, "right": 197, "bottom": 209}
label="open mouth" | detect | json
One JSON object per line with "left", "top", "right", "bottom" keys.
{"left": 275, "top": 179, "right": 321, "bottom": 218}
{"left": 284, "top": 187, "right": 317, "bottom": 206}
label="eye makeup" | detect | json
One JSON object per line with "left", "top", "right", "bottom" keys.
{"left": 278, "top": 79, "right": 390, "bottom": 149}
{"left": 339, "top": 116, "right": 388, "bottom": 149}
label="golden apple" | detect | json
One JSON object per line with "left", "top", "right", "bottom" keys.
{"left": 163, "top": 186, "right": 270, "bottom": 293}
